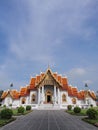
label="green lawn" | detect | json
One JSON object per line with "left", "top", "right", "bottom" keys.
{"left": 66, "top": 107, "right": 98, "bottom": 127}
{"left": 0, "top": 107, "right": 32, "bottom": 116}
{"left": 0, "top": 118, "right": 16, "bottom": 127}
{"left": 66, "top": 109, "right": 87, "bottom": 116}
{"left": 12, "top": 108, "right": 32, "bottom": 116}
{"left": 82, "top": 117, "right": 98, "bottom": 127}
{"left": 0, "top": 107, "right": 32, "bottom": 127}
{"left": 82, "top": 107, "right": 98, "bottom": 127}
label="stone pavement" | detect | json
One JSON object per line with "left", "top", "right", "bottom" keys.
{"left": 0, "top": 110, "right": 98, "bottom": 130}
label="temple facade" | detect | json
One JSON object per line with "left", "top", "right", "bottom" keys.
{"left": 1, "top": 68, "right": 96, "bottom": 109}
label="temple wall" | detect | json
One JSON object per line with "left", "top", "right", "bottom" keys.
{"left": 3, "top": 96, "right": 13, "bottom": 107}
{"left": 12, "top": 100, "right": 20, "bottom": 108}
{"left": 30, "top": 90, "right": 38, "bottom": 104}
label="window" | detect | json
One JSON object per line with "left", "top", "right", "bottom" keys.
{"left": 72, "top": 98, "right": 76, "bottom": 104}
{"left": 21, "top": 97, "right": 26, "bottom": 104}
{"left": 32, "top": 94, "right": 36, "bottom": 102}
{"left": 62, "top": 94, "right": 66, "bottom": 102}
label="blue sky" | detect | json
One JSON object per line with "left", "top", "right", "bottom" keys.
{"left": 0, "top": 0, "right": 98, "bottom": 93}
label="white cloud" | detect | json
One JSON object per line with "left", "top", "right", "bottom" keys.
{"left": 67, "top": 65, "right": 98, "bottom": 91}
{"left": 69, "top": 68, "right": 86, "bottom": 76}
{"left": 4, "top": 0, "right": 96, "bottom": 63}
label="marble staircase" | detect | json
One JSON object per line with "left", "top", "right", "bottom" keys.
{"left": 37, "top": 104, "right": 60, "bottom": 110}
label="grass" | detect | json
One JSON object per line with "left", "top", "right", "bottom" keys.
{"left": 67, "top": 106, "right": 98, "bottom": 116}
{"left": 0, "top": 118, "right": 16, "bottom": 127}
{"left": 82, "top": 107, "right": 98, "bottom": 127}
{"left": 0, "top": 107, "right": 33, "bottom": 116}
{"left": 82, "top": 117, "right": 98, "bottom": 127}
{"left": 66, "top": 109, "right": 87, "bottom": 116}
{"left": 12, "top": 109, "right": 32, "bottom": 116}
{"left": 66, "top": 107, "right": 98, "bottom": 127}
{"left": 0, "top": 107, "right": 32, "bottom": 127}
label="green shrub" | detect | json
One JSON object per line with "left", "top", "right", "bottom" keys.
{"left": 3, "top": 105, "right": 6, "bottom": 108}
{"left": 74, "top": 106, "right": 81, "bottom": 113}
{"left": 90, "top": 104, "right": 93, "bottom": 108}
{"left": 86, "top": 108, "right": 98, "bottom": 119}
{"left": 18, "top": 106, "right": 25, "bottom": 114}
{"left": 67, "top": 105, "right": 72, "bottom": 111}
{"left": 1, "top": 108, "right": 13, "bottom": 119}
{"left": 26, "top": 105, "right": 31, "bottom": 111}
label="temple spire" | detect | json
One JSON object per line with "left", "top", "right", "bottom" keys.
{"left": 48, "top": 63, "right": 50, "bottom": 70}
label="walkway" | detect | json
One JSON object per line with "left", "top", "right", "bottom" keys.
{"left": 0, "top": 110, "right": 97, "bottom": 130}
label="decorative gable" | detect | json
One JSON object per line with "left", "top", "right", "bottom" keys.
{"left": 36, "top": 68, "right": 62, "bottom": 88}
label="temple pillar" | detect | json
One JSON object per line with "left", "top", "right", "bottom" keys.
{"left": 42, "top": 86, "right": 44, "bottom": 104}
{"left": 38, "top": 87, "right": 40, "bottom": 105}
{"left": 58, "top": 88, "right": 60, "bottom": 104}
{"left": 54, "top": 86, "right": 56, "bottom": 104}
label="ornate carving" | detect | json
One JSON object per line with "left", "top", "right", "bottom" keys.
{"left": 36, "top": 69, "right": 60, "bottom": 88}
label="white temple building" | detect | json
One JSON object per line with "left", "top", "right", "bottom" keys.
{"left": 1, "top": 68, "right": 96, "bottom": 109}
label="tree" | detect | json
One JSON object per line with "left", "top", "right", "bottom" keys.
{"left": 96, "top": 91, "right": 98, "bottom": 106}
{"left": 0, "top": 90, "right": 3, "bottom": 102}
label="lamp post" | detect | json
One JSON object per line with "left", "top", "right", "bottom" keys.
{"left": 9, "top": 83, "right": 13, "bottom": 108}
{"left": 85, "top": 83, "right": 88, "bottom": 90}
{"left": 10, "top": 83, "right": 13, "bottom": 88}
{"left": 84, "top": 83, "right": 89, "bottom": 108}
{"left": 10, "top": 83, "right": 13, "bottom": 91}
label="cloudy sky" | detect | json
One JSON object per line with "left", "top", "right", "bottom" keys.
{"left": 0, "top": 0, "right": 98, "bottom": 92}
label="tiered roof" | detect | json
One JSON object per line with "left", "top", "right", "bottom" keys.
{"left": 20, "top": 86, "right": 30, "bottom": 96}
{"left": 77, "top": 90, "right": 85, "bottom": 100}
{"left": 1, "top": 68, "right": 96, "bottom": 100}
{"left": 1, "top": 90, "right": 20, "bottom": 99}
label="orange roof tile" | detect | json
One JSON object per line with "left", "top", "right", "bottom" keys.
{"left": 36, "top": 75, "right": 41, "bottom": 83}
{"left": 68, "top": 86, "right": 73, "bottom": 96}
{"left": 62, "top": 77, "right": 68, "bottom": 90}
{"left": 67, "top": 86, "right": 78, "bottom": 97}
{"left": 10, "top": 90, "right": 20, "bottom": 99}
{"left": 77, "top": 91, "right": 85, "bottom": 100}
{"left": 89, "top": 91, "right": 96, "bottom": 100}
{"left": 1, "top": 91, "right": 8, "bottom": 99}
{"left": 1, "top": 90, "right": 20, "bottom": 99}
{"left": 53, "top": 73, "right": 58, "bottom": 79}
{"left": 29, "top": 78, "right": 36, "bottom": 89}
{"left": 62, "top": 77, "right": 68, "bottom": 84}
{"left": 58, "top": 75, "right": 62, "bottom": 83}
{"left": 20, "top": 87, "right": 29, "bottom": 96}
{"left": 72, "top": 87, "right": 78, "bottom": 97}
{"left": 30, "top": 77, "right": 36, "bottom": 85}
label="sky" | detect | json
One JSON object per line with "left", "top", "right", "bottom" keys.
{"left": 0, "top": 0, "right": 98, "bottom": 93}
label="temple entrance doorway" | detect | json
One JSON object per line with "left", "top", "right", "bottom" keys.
{"left": 47, "top": 95, "right": 51, "bottom": 103}
{"left": 45, "top": 90, "right": 52, "bottom": 103}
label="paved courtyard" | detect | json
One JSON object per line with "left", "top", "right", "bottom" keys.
{"left": 0, "top": 110, "right": 98, "bottom": 130}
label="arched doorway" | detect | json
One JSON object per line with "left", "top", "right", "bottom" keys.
{"left": 21, "top": 97, "right": 26, "bottom": 104}
{"left": 45, "top": 90, "right": 52, "bottom": 103}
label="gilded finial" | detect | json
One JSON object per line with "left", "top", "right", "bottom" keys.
{"left": 48, "top": 62, "right": 50, "bottom": 69}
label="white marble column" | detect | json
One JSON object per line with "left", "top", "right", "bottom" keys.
{"left": 58, "top": 88, "right": 60, "bottom": 104}
{"left": 42, "top": 86, "right": 44, "bottom": 104}
{"left": 54, "top": 86, "right": 56, "bottom": 104}
{"left": 38, "top": 87, "right": 40, "bottom": 105}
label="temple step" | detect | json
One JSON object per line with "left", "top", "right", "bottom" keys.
{"left": 37, "top": 104, "right": 60, "bottom": 110}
